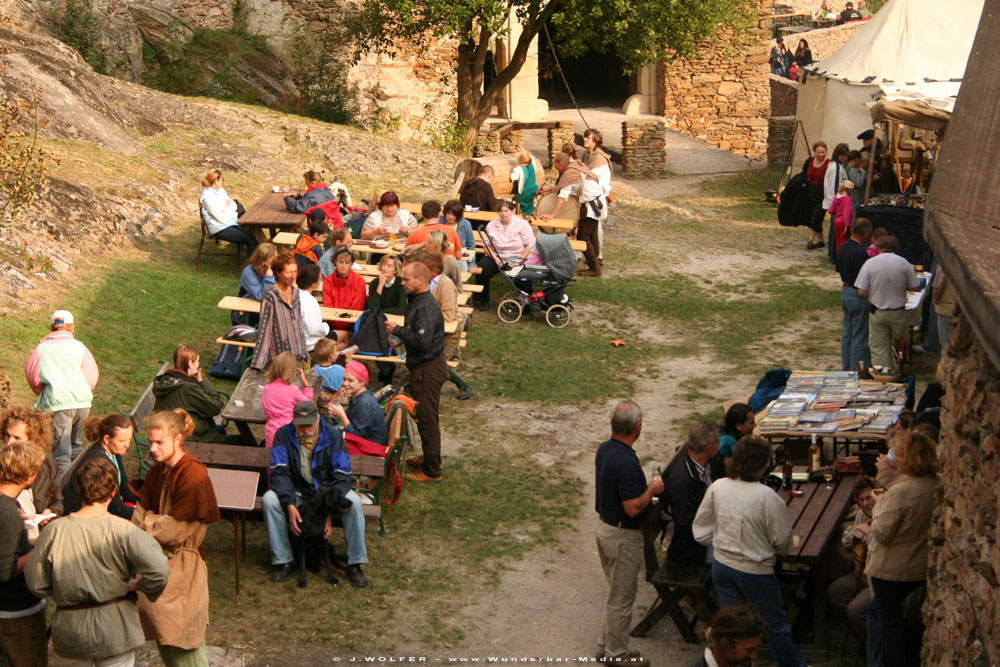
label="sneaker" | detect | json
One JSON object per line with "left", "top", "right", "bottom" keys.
{"left": 405, "top": 455, "right": 424, "bottom": 467}
{"left": 405, "top": 470, "right": 443, "bottom": 483}
{"left": 456, "top": 385, "right": 473, "bottom": 400}
{"left": 806, "top": 241, "right": 818, "bottom": 250}
{"left": 345, "top": 564, "right": 368, "bottom": 588}
{"left": 599, "top": 652, "right": 649, "bottom": 667}
{"left": 270, "top": 563, "right": 294, "bottom": 582}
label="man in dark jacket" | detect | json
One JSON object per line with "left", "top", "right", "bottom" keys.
{"left": 385, "top": 262, "right": 447, "bottom": 482}
{"left": 459, "top": 165, "right": 501, "bottom": 221}
{"left": 152, "top": 347, "right": 227, "bottom": 443}
{"left": 262, "top": 402, "right": 369, "bottom": 587}
{"left": 663, "top": 420, "right": 719, "bottom": 568}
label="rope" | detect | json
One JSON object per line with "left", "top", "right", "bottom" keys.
{"left": 541, "top": 23, "right": 589, "bottom": 130}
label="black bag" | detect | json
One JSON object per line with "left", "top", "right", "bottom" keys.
{"left": 350, "top": 308, "right": 390, "bottom": 356}
{"left": 209, "top": 343, "right": 244, "bottom": 380}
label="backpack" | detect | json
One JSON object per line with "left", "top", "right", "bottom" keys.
{"left": 209, "top": 343, "right": 245, "bottom": 381}
{"left": 351, "top": 308, "right": 391, "bottom": 356}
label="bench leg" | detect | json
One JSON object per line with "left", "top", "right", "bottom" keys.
{"left": 234, "top": 512, "right": 242, "bottom": 601}
{"left": 631, "top": 597, "right": 670, "bottom": 637}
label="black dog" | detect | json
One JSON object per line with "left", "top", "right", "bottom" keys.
{"left": 292, "top": 486, "right": 353, "bottom": 588}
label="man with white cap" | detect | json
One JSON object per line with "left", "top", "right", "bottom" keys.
{"left": 24, "top": 310, "right": 99, "bottom": 472}
{"left": 263, "top": 400, "right": 369, "bottom": 587}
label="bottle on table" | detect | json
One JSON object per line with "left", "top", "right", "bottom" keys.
{"left": 809, "top": 435, "right": 822, "bottom": 472}
{"left": 782, "top": 457, "right": 793, "bottom": 490}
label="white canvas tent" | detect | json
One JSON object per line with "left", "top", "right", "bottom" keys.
{"left": 792, "top": 0, "right": 984, "bottom": 164}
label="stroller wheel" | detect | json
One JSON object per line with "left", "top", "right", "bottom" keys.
{"left": 497, "top": 298, "right": 523, "bottom": 323}
{"left": 545, "top": 304, "right": 571, "bottom": 328}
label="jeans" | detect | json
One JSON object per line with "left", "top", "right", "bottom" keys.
{"left": 595, "top": 522, "right": 644, "bottom": 658}
{"left": 51, "top": 407, "right": 89, "bottom": 473}
{"left": 711, "top": 561, "right": 806, "bottom": 667}
{"left": 841, "top": 286, "right": 871, "bottom": 371}
{"left": 869, "top": 577, "right": 925, "bottom": 667}
{"left": 262, "top": 489, "right": 368, "bottom": 566}
{"left": 213, "top": 224, "right": 258, "bottom": 255}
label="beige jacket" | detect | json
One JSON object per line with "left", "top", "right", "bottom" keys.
{"left": 865, "top": 475, "right": 937, "bottom": 582}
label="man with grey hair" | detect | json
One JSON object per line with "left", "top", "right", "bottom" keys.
{"left": 662, "top": 420, "right": 719, "bottom": 567}
{"left": 594, "top": 400, "right": 663, "bottom": 667}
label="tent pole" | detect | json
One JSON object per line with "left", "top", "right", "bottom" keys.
{"left": 864, "top": 126, "right": 879, "bottom": 204}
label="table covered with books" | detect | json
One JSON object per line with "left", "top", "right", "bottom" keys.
{"left": 756, "top": 371, "right": 909, "bottom": 446}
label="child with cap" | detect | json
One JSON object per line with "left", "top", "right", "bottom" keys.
{"left": 24, "top": 310, "right": 99, "bottom": 472}
{"left": 327, "top": 361, "right": 387, "bottom": 446}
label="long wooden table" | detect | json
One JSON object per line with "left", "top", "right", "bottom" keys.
{"left": 218, "top": 295, "right": 458, "bottom": 334}
{"left": 219, "top": 368, "right": 324, "bottom": 444}
{"left": 778, "top": 469, "right": 857, "bottom": 659}
{"left": 240, "top": 192, "right": 305, "bottom": 243}
{"left": 400, "top": 202, "right": 577, "bottom": 233}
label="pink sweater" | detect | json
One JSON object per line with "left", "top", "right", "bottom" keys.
{"left": 261, "top": 380, "right": 314, "bottom": 447}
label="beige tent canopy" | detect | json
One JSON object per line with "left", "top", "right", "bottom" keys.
{"left": 792, "top": 0, "right": 983, "bottom": 163}
{"left": 869, "top": 99, "right": 951, "bottom": 132}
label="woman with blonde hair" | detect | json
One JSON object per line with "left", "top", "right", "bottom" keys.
{"left": 131, "top": 409, "right": 219, "bottom": 667}
{"left": 262, "top": 351, "right": 314, "bottom": 447}
{"left": 864, "top": 429, "right": 938, "bottom": 667}
{"left": 62, "top": 413, "right": 137, "bottom": 518}
{"left": 510, "top": 150, "right": 539, "bottom": 215}
{"left": 239, "top": 242, "right": 277, "bottom": 301}
{"left": 198, "top": 168, "right": 257, "bottom": 254}
{"left": 284, "top": 169, "right": 334, "bottom": 214}
{"left": 424, "top": 229, "right": 463, "bottom": 290}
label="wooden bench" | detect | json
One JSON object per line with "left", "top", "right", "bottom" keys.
{"left": 630, "top": 445, "right": 716, "bottom": 643}
{"left": 400, "top": 202, "right": 577, "bottom": 232}
{"left": 217, "top": 295, "right": 459, "bottom": 334}
{"left": 126, "top": 361, "right": 171, "bottom": 478}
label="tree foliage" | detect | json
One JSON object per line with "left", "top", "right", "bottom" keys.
{"left": 0, "top": 17, "right": 59, "bottom": 234}
{"left": 350, "top": 0, "right": 756, "bottom": 150}
{"left": 49, "top": 0, "right": 113, "bottom": 75}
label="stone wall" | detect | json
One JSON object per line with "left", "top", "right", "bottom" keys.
{"left": 767, "top": 116, "right": 795, "bottom": 165}
{"left": 656, "top": 1, "right": 774, "bottom": 159}
{"left": 770, "top": 75, "right": 799, "bottom": 116}
{"left": 621, "top": 120, "right": 666, "bottom": 177}
{"left": 923, "top": 311, "right": 1000, "bottom": 666}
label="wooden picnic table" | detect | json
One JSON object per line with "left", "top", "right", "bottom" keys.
{"left": 240, "top": 192, "right": 305, "bottom": 243}
{"left": 204, "top": 468, "right": 259, "bottom": 599}
{"left": 219, "top": 367, "right": 323, "bottom": 444}
{"left": 778, "top": 468, "right": 858, "bottom": 659}
{"left": 218, "top": 295, "right": 458, "bottom": 333}
{"left": 400, "top": 202, "right": 577, "bottom": 233}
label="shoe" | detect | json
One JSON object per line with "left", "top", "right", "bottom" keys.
{"left": 473, "top": 300, "right": 489, "bottom": 312}
{"left": 405, "top": 470, "right": 443, "bottom": 483}
{"left": 577, "top": 268, "right": 602, "bottom": 277}
{"left": 599, "top": 652, "right": 649, "bottom": 667}
{"left": 806, "top": 241, "right": 818, "bottom": 250}
{"left": 456, "top": 385, "right": 473, "bottom": 400}
{"left": 815, "top": 240, "right": 825, "bottom": 248}
{"left": 345, "top": 564, "right": 368, "bottom": 588}
{"left": 270, "top": 563, "right": 294, "bottom": 582}
{"left": 405, "top": 455, "right": 424, "bottom": 467}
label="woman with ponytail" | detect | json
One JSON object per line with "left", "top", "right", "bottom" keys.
{"left": 130, "top": 409, "right": 220, "bottom": 667}
{"left": 62, "top": 413, "right": 137, "bottom": 518}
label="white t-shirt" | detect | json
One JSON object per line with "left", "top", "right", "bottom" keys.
{"left": 199, "top": 186, "right": 238, "bottom": 235}
{"left": 298, "top": 288, "right": 329, "bottom": 351}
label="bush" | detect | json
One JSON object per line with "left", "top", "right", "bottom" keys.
{"left": 281, "top": 27, "right": 359, "bottom": 126}
{"left": 49, "top": 0, "right": 112, "bottom": 75}
{"left": 424, "top": 112, "right": 470, "bottom": 154}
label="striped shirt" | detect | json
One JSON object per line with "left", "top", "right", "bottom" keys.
{"left": 251, "top": 286, "right": 309, "bottom": 370}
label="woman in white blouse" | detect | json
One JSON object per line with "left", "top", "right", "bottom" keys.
{"left": 360, "top": 191, "right": 417, "bottom": 240}
{"left": 198, "top": 169, "right": 257, "bottom": 253}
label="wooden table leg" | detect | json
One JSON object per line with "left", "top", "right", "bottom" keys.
{"left": 234, "top": 420, "right": 257, "bottom": 446}
{"left": 250, "top": 227, "right": 269, "bottom": 245}
{"left": 234, "top": 512, "right": 242, "bottom": 601}
{"left": 811, "top": 564, "right": 827, "bottom": 655}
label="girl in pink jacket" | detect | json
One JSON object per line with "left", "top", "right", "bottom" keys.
{"left": 261, "top": 352, "right": 314, "bottom": 447}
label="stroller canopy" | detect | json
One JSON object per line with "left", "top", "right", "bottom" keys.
{"left": 535, "top": 233, "right": 576, "bottom": 280}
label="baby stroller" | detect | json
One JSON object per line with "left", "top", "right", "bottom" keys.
{"left": 482, "top": 230, "right": 576, "bottom": 328}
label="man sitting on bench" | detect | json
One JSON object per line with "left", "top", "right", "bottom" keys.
{"left": 662, "top": 420, "right": 719, "bottom": 569}
{"left": 263, "top": 401, "right": 369, "bottom": 587}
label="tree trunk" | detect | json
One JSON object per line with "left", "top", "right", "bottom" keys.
{"left": 456, "top": 1, "right": 561, "bottom": 152}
